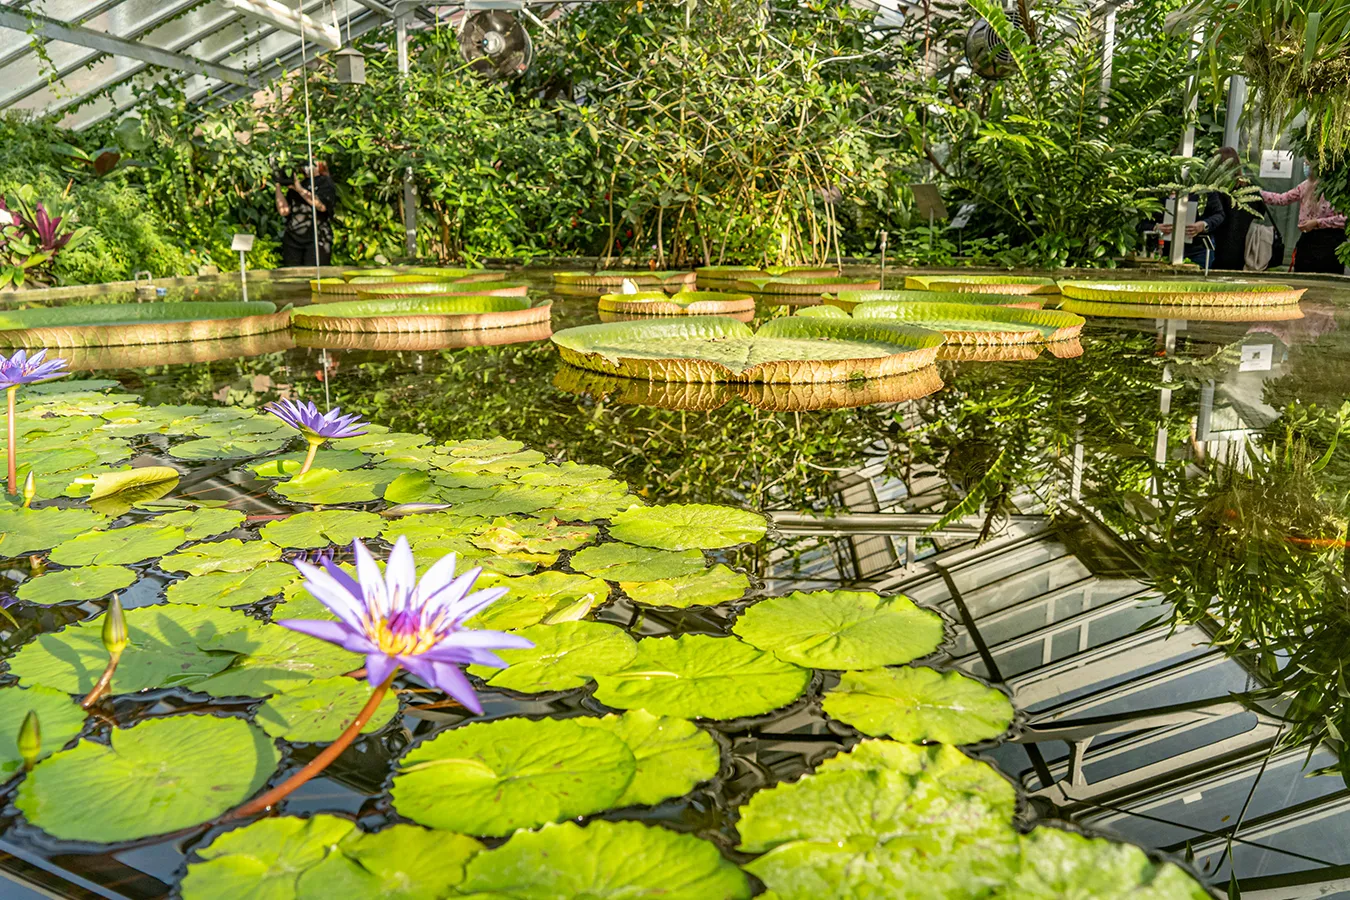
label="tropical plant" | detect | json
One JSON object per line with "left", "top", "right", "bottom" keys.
{"left": 0, "top": 186, "right": 91, "bottom": 288}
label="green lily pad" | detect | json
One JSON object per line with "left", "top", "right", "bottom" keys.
{"left": 248, "top": 449, "right": 369, "bottom": 478}
{"left": 7, "top": 604, "right": 251, "bottom": 694}
{"left": 470, "top": 518, "right": 598, "bottom": 557}
{"left": 391, "top": 716, "right": 636, "bottom": 837}
{"left": 165, "top": 562, "right": 301, "bottom": 607}
{"left": 255, "top": 676, "right": 401, "bottom": 743}
{"left": 274, "top": 467, "right": 396, "bottom": 504}
{"left": 382, "top": 470, "right": 440, "bottom": 503}
{"left": 181, "top": 815, "right": 484, "bottom": 900}
{"left": 574, "top": 710, "right": 720, "bottom": 806}
{"left": 156, "top": 508, "right": 247, "bottom": 541}
{"left": 998, "top": 827, "right": 1211, "bottom": 899}
{"left": 16, "top": 565, "right": 137, "bottom": 604}
{"left": 515, "top": 461, "right": 614, "bottom": 487}
{"left": 332, "top": 428, "right": 431, "bottom": 456}
{"left": 470, "top": 572, "right": 610, "bottom": 630}
{"left": 822, "top": 667, "right": 1013, "bottom": 744}
{"left": 193, "top": 621, "right": 364, "bottom": 698}
{"left": 0, "top": 506, "right": 107, "bottom": 556}
{"left": 569, "top": 543, "right": 706, "bottom": 583}
{"left": 543, "top": 482, "right": 640, "bottom": 522}
{"left": 0, "top": 446, "right": 97, "bottom": 476}
{"left": 592, "top": 634, "right": 810, "bottom": 720}
{"left": 382, "top": 511, "right": 490, "bottom": 545}
{"left": 170, "top": 435, "right": 290, "bottom": 461}
{"left": 48, "top": 523, "right": 188, "bottom": 567}
{"left": 15, "top": 715, "right": 278, "bottom": 843}
{"left": 159, "top": 539, "right": 284, "bottom": 576}
{"left": 260, "top": 511, "right": 384, "bottom": 550}
{"left": 733, "top": 590, "right": 945, "bottom": 669}
{"left": 0, "top": 685, "right": 88, "bottom": 778}
{"left": 458, "top": 820, "right": 751, "bottom": 900}
{"left": 608, "top": 503, "right": 767, "bottom": 550}
{"left": 442, "top": 484, "right": 562, "bottom": 518}
{"left": 622, "top": 565, "right": 749, "bottom": 608}
{"left": 467, "top": 622, "right": 637, "bottom": 693}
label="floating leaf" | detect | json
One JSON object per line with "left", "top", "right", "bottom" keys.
{"left": 570, "top": 543, "right": 706, "bottom": 583}
{"left": 7, "top": 604, "right": 251, "bottom": 694}
{"left": 160, "top": 539, "right": 284, "bottom": 576}
{"left": 822, "top": 667, "right": 1013, "bottom": 744}
{"left": 733, "top": 590, "right": 944, "bottom": 669}
{"left": 622, "top": 565, "right": 749, "bottom": 608}
{"left": 255, "top": 676, "right": 401, "bottom": 743}
{"left": 574, "top": 710, "right": 720, "bottom": 806}
{"left": 260, "top": 511, "right": 384, "bottom": 550}
{"left": 515, "top": 461, "right": 614, "bottom": 487}
{"left": 248, "top": 449, "right": 369, "bottom": 478}
{"left": 193, "top": 620, "right": 363, "bottom": 698}
{"left": 470, "top": 571, "right": 610, "bottom": 630}
{"left": 165, "top": 562, "right": 301, "bottom": 607}
{"left": 391, "top": 716, "right": 636, "bottom": 836}
{"left": 999, "top": 827, "right": 1211, "bottom": 899}
{"left": 458, "top": 820, "right": 751, "bottom": 900}
{"left": 382, "top": 511, "right": 490, "bottom": 545}
{"left": 0, "top": 506, "right": 107, "bottom": 555}
{"left": 87, "top": 466, "right": 179, "bottom": 503}
{"left": 181, "top": 815, "right": 483, "bottom": 900}
{"left": 170, "top": 435, "right": 290, "bottom": 461}
{"left": 15, "top": 715, "right": 277, "bottom": 842}
{"left": 543, "top": 481, "right": 639, "bottom": 522}
{"left": 593, "top": 634, "right": 810, "bottom": 720}
{"left": 274, "top": 467, "right": 396, "bottom": 504}
{"left": 0, "top": 446, "right": 97, "bottom": 476}
{"left": 608, "top": 503, "right": 767, "bottom": 550}
{"left": 468, "top": 622, "right": 637, "bottom": 693}
{"left": 48, "top": 523, "right": 188, "bottom": 567}
{"left": 470, "top": 517, "right": 598, "bottom": 557}
{"left": 332, "top": 428, "right": 430, "bottom": 456}
{"left": 16, "top": 565, "right": 136, "bottom": 604}
{"left": 0, "top": 685, "right": 87, "bottom": 778}
{"left": 156, "top": 508, "right": 246, "bottom": 541}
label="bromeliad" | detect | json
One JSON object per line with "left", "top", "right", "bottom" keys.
{"left": 1, "top": 350, "right": 69, "bottom": 494}
{"left": 264, "top": 398, "right": 369, "bottom": 475}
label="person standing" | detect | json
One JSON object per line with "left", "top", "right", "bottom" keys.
{"left": 1260, "top": 170, "right": 1346, "bottom": 273}
{"left": 275, "top": 162, "right": 338, "bottom": 267}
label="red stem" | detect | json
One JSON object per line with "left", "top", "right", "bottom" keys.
{"left": 226, "top": 671, "right": 396, "bottom": 820}
{"left": 80, "top": 650, "right": 120, "bottom": 709}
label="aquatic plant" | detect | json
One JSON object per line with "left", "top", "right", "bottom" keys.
{"left": 264, "top": 399, "right": 369, "bottom": 475}
{"left": 80, "top": 594, "right": 128, "bottom": 709}
{"left": 228, "top": 538, "right": 530, "bottom": 818}
{"left": 0, "top": 349, "right": 68, "bottom": 493}
{"left": 17, "top": 711, "right": 39, "bottom": 773}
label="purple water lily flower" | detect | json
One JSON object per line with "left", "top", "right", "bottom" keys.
{"left": 3, "top": 349, "right": 69, "bottom": 494}
{"left": 277, "top": 537, "right": 531, "bottom": 714}
{"left": 264, "top": 399, "right": 369, "bottom": 475}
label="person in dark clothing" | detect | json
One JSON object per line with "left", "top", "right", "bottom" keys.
{"left": 276, "top": 162, "right": 338, "bottom": 267}
{"left": 1210, "top": 147, "right": 1282, "bottom": 271}
{"left": 1159, "top": 191, "right": 1226, "bottom": 268}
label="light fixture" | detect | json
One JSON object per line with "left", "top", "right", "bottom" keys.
{"left": 223, "top": 0, "right": 342, "bottom": 51}
{"left": 335, "top": 47, "right": 365, "bottom": 83}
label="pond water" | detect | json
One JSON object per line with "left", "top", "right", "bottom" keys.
{"left": 2, "top": 268, "right": 1349, "bottom": 898}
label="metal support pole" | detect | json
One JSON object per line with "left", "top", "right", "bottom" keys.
{"left": 1170, "top": 29, "right": 1202, "bottom": 267}
{"left": 239, "top": 251, "right": 249, "bottom": 303}
{"left": 397, "top": 13, "right": 417, "bottom": 258}
{"left": 1223, "top": 75, "right": 1247, "bottom": 150}
{"left": 1098, "top": 7, "right": 1116, "bottom": 112}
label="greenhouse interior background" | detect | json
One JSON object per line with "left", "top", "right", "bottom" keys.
{"left": 1, "top": 0, "right": 1349, "bottom": 897}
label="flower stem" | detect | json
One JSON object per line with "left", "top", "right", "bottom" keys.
{"left": 226, "top": 671, "right": 396, "bottom": 821}
{"left": 6, "top": 386, "right": 17, "bottom": 496}
{"left": 80, "top": 649, "right": 122, "bottom": 709}
{"left": 297, "top": 438, "right": 322, "bottom": 476}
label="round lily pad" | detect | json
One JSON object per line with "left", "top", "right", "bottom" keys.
{"left": 260, "top": 510, "right": 385, "bottom": 550}
{"left": 160, "top": 539, "right": 284, "bottom": 576}
{"left": 48, "top": 522, "right": 187, "bottom": 567}
{"left": 274, "top": 468, "right": 396, "bottom": 504}
{"left": 458, "top": 820, "right": 751, "bottom": 900}
{"left": 192, "top": 620, "right": 364, "bottom": 698}
{"left": 255, "top": 676, "right": 401, "bottom": 743}
{"left": 608, "top": 503, "right": 767, "bottom": 550}
{"left": 170, "top": 435, "right": 290, "bottom": 460}
{"left": 515, "top": 461, "right": 614, "bottom": 487}
{"left": 733, "top": 590, "right": 945, "bottom": 669}
{"left": 569, "top": 543, "right": 707, "bottom": 583}
{"left": 470, "top": 518, "right": 598, "bottom": 558}
{"left": 16, "top": 565, "right": 137, "bottom": 604}
{"left": 155, "top": 508, "right": 246, "bottom": 541}
{"left": 574, "top": 710, "right": 720, "bottom": 806}
{"left": 16, "top": 714, "right": 278, "bottom": 842}
{"left": 822, "top": 667, "right": 1014, "bottom": 744}
{"left": 468, "top": 621, "right": 637, "bottom": 693}
{"left": 0, "top": 506, "right": 108, "bottom": 555}
{"left": 248, "top": 449, "right": 369, "bottom": 478}
{"left": 1000, "top": 827, "right": 1211, "bottom": 899}
{"left": 0, "top": 685, "right": 88, "bottom": 778}
{"left": 392, "top": 716, "right": 637, "bottom": 836}
{"left": 165, "top": 562, "right": 302, "bottom": 607}
{"left": 622, "top": 565, "right": 749, "bottom": 608}
{"left": 470, "top": 571, "right": 610, "bottom": 630}
{"left": 592, "top": 634, "right": 810, "bottom": 720}
{"left": 7, "top": 604, "right": 251, "bottom": 695}
{"left": 181, "top": 815, "right": 484, "bottom": 900}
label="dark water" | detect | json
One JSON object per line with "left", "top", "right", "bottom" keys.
{"left": 4, "top": 269, "right": 1350, "bottom": 898}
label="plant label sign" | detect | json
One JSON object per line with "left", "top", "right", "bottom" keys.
{"left": 1259, "top": 150, "right": 1295, "bottom": 180}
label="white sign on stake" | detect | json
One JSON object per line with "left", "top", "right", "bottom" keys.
{"left": 1259, "top": 150, "right": 1295, "bottom": 180}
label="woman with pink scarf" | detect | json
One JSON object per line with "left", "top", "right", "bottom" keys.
{"left": 1261, "top": 172, "right": 1347, "bottom": 273}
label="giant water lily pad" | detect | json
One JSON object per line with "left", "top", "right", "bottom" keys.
{"left": 260, "top": 511, "right": 384, "bottom": 550}
{"left": 16, "top": 565, "right": 137, "bottom": 604}
{"left": 0, "top": 685, "right": 88, "bottom": 778}
{"left": 181, "top": 815, "right": 483, "bottom": 900}
{"left": 48, "top": 523, "right": 187, "bottom": 567}
{"left": 1057, "top": 279, "right": 1303, "bottom": 307}
{"left": 905, "top": 274, "right": 1058, "bottom": 295}
{"left": 593, "top": 634, "right": 810, "bottom": 720}
{"left": 608, "top": 503, "right": 767, "bottom": 550}
{"left": 256, "top": 676, "right": 401, "bottom": 743}
{"left": 850, "top": 301, "right": 1084, "bottom": 345}
{"left": 294, "top": 296, "right": 548, "bottom": 334}
{"left": 7, "top": 604, "right": 251, "bottom": 694}
{"left": 0, "top": 506, "right": 107, "bottom": 555}
{"left": 391, "top": 716, "right": 637, "bottom": 836}
{"left": 15, "top": 715, "right": 278, "bottom": 842}
{"left": 166, "top": 562, "right": 301, "bottom": 607}
{"left": 598, "top": 290, "right": 756, "bottom": 316}
{"left": 622, "top": 565, "right": 750, "bottom": 608}
{"left": 822, "top": 667, "right": 1013, "bottom": 744}
{"left": 468, "top": 621, "right": 637, "bottom": 693}
{"left": 997, "top": 827, "right": 1211, "bottom": 898}
{"left": 274, "top": 468, "right": 396, "bottom": 504}
{"left": 574, "top": 710, "right": 720, "bottom": 806}
{"left": 160, "top": 539, "right": 283, "bottom": 576}
{"left": 470, "top": 571, "right": 610, "bottom": 630}
{"left": 552, "top": 316, "right": 944, "bottom": 383}
{"left": 156, "top": 508, "right": 246, "bottom": 541}
{"left": 458, "top": 820, "right": 751, "bottom": 900}
{"left": 0, "top": 301, "right": 285, "bottom": 349}
{"left": 193, "top": 621, "right": 364, "bottom": 698}
{"left": 570, "top": 543, "right": 706, "bottom": 583}
{"left": 733, "top": 590, "right": 945, "bottom": 669}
